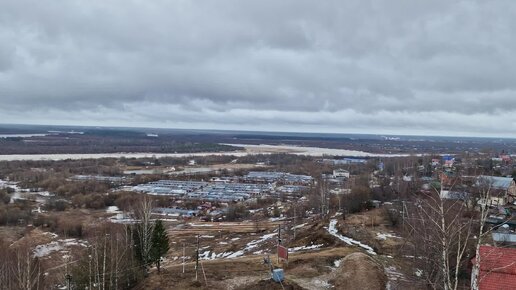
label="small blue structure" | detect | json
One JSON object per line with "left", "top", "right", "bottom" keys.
{"left": 272, "top": 268, "right": 284, "bottom": 282}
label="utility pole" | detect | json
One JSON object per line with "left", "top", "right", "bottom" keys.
{"left": 293, "top": 206, "right": 297, "bottom": 240}
{"left": 277, "top": 225, "right": 281, "bottom": 264}
{"left": 195, "top": 235, "right": 199, "bottom": 281}
{"left": 88, "top": 254, "right": 92, "bottom": 290}
{"left": 182, "top": 242, "right": 185, "bottom": 274}
{"left": 65, "top": 245, "right": 72, "bottom": 290}
{"left": 65, "top": 274, "right": 72, "bottom": 290}
{"left": 278, "top": 225, "right": 281, "bottom": 245}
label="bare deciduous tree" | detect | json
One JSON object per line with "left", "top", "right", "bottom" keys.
{"left": 133, "top": 195, "right": 155, "bottom": 269}
{"left": 404, "top": 189, "right": 473, "bottom": 290}
{"left": 72, "top": 224, "right": 141, "bottom": 289}
{"left": 10, "top": 241, "right": 43, "bottom": 290}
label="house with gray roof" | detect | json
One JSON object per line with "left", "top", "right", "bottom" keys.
{"left": 477, "top": 176, "right": 516, "bottom": 206}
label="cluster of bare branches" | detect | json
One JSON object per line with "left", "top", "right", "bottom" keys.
{"left": 403, "top": 174, "right": 512, "bottom": 290}
{"left": 404, "top": 191, "right": 473, "bottom": 290}
{"left": 0, "top": 240, "right": 44, "bottom": 290}
{"left": 132, "top": 195, "right": 155, "bottom": 268}
{"left": 0, "top": 195, "right": 170, "bottom": 290}
{"left": 72, "top": 224, "right": 142, "bottom": 290}
{"left": 71, "top": 195, "right": 169, "bottom": 289}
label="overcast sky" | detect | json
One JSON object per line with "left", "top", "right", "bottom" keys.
{"left": 1, "top": 0, "right": 516, "bottom": 137}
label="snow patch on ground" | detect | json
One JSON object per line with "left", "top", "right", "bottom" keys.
{"left": 311, "top": 279, "right": 331, "bottom": 288}
{"left": 326, "top": 219, "right": 376, "bottom": 255}
{"left": 242, "top": 233, "right": 277, "bottom": 252}
{"left": 30, "top": 191, "right": 54, "bottom": 197}
{"left": 199, "top": 250, "right": 234, "bottom": 260}
{"left": 33, "top": 239, "right": 88, "bottom": 258}
{"left": 415, "top": 269, "right": 423, "bottom": 277}
{"left": 333, "top": 258, "right": 343, "bottom": 268}
{"left": 226, "top": 250, "right": 245, "bottom": 259}
{"left": 189, "top": 223, "right": 214, "bottom": 227}
{"left": 289, "top": 244, "right": 324, "bottom": 253}
{"left": 292, "top": 223, "right": 307, "bottom": 230}
{"left": 110, "top": 217, "right": 138, "bottom": 224}
{"left": 403, "top": 255, "right": 423, "bottom": 260}
{"left": 106, "top": 206, "right": 121, "bottom": 213}
{"left": 385, "top": 265, "right": 407, "bottom": 290}
{"left": 156, "top": 218, "right": 178, "bottom": 222}
{"left": 375, "top": 232, "right": 401, "bottom": 241}
{"left": 33, "top": 242, "right": 63, "bottom": 258}
{"left": 206, "top": 232, "right": 278, "bottom": 260}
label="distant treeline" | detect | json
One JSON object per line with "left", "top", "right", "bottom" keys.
{"left": 1, "top": 124, "right": 515, "bottom": 154}
{"left": 0, "top": 133, "right": 240, "bottom": 154}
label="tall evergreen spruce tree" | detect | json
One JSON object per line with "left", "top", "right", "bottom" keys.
{"left": 150, "top": 219, "right": 170, "bottom": 272}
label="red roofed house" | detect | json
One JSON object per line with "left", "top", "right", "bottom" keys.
{"left": 472, "top": 245, "right": 516, "bottom": 290}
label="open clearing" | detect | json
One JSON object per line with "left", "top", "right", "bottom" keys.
{"left": 135, "top": 209, "right": 420, "bottom": 290}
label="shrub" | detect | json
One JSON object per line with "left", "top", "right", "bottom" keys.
{"left": 385, "top": 208, "right": 400, "bottom": 227}
{"left": 0, "top": 190, "right": 10, "bottom": 204}
{"left": 43, "top": 199, "right": 68, "bottom": 211}
{"left": 0, "top": 205, "right": 31, "bottom": 225}
{"left": 225, "top": 204, "right": 249, "bottom": 221}
{"left": 57, "top": 217, "right": 83, "bottom": 238}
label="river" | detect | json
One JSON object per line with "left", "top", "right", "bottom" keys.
{"left": 0, "top": 143, "right": 417, "bottom": 161}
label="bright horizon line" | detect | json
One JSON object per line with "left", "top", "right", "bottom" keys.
{"left": 1, "top": 122, "right": 514, "bottom": 140}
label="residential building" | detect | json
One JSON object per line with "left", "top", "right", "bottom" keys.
{"left": 472, "top": 245, "right": 516, "bottom": 290}
{"left": 477, "top": 176, "right": 516, "bottom": 206}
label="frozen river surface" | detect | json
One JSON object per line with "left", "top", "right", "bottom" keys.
{"left": 0, "top": 143, "right": 416, "bottom": 161}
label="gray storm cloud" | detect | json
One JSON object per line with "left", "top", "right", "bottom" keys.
{"left": 1, "top": 0, "right": 516, "bottom": 136}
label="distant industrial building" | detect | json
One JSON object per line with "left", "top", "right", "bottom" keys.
{"left": 319, "top": 158, "right": 368, "bottom": 165}
{"left": 152, "top": 207, "right": 199, "bottom": 218}
{"left": 333, "top": 169, "right": 350, "bottom": 179}
{"left": 133, "top": 180, "right": 274, "bottom": 202}
{"left": 133, "top": 180, "right": 208, "bottom": 195}
{"left": 71, "top": 175, "right": 128, "bottom": 183}
{"left": 276, "top": 185, "right": 309, "bottom": 195}
{"left": 242, "top": 171, "right": 313, "bottom": 185}
{"left": 132, "top": 171, "right": 311, "bottom": 201}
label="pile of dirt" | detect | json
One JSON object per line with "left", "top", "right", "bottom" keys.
{"left": 331, "top": 252, "right": 387, "bottom": 290}
{"left": 236, "top": 278, "right": 306, "bottom": 290}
